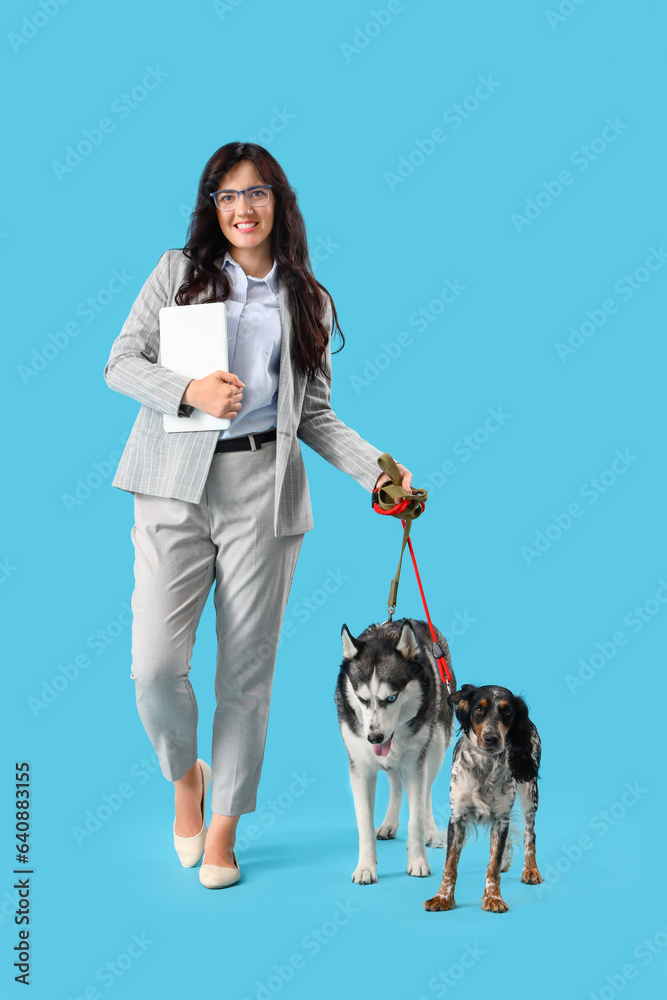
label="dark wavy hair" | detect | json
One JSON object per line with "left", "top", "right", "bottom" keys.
{"left": 174, "top": 142, "right": 343, "bottom": 378}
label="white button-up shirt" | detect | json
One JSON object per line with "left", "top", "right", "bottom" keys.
{"left": 217, "top": 250, "right": 281, "bottom": 440}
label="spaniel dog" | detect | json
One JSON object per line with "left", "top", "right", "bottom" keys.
{"left": 424, "top": 684, "right": 543, "bottom": 913}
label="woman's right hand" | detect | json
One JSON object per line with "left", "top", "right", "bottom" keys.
{"left": 181, "top": 371, "right": 244, "bottom": 419}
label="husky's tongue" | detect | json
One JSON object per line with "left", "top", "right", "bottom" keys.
{"left": 373, "top": 736, "right": 392, "bottom": 757}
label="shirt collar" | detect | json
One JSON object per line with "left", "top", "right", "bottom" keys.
{"left": 222, "top": 250, "right": 279, "bottom": 295}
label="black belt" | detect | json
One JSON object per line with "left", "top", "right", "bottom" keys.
{"left": 213, "top": 428, "right": 277, "bottom": 453}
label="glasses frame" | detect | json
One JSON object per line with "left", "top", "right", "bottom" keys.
{"left": 209, "top": 184, "right": 273, "bottom": 211}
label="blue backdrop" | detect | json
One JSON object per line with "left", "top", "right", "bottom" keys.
{"left": 3, "top": 1, "right": 665, "bottom": 998}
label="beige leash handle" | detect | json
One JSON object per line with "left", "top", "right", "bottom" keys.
{"left": 374, "top": 453, "right": 428, "bottom": 519}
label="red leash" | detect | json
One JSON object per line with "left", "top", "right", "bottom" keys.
{"left": 402, "top": 521, "right": 452, "bottom": 688}
{"left": 372, "top": 459, "right": 452, "bottom": 690}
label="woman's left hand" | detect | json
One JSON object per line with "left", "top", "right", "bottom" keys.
{"left": 374, "top": 463, "right": 413, "bottom": 493}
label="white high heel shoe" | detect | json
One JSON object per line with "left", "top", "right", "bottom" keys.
{"left": 199, "top": 851, "right": 241, "bottom": 889}
{"left": 173, "top": 759, "right": 211, "bottom": 867}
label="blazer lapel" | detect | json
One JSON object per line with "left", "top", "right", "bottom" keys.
{"left": 276, "top": 279, "right": 305, "bottom": 496}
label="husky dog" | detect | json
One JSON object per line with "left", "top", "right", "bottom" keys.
{"left": 335, "top": 618, "right": 456, "bottom": 884}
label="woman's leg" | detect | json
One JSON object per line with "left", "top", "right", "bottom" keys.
{"left": 202, "top": 442, "right": 303, "bottom": 866}
{"left": 130, "top": 491, "right": 217, "bottom": 835}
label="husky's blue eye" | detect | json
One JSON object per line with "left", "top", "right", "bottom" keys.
{"left": 386, "top": 694, "right": 397, "bottom": 703}
{"left": 358, "top": 697, "right": 370, "bottom": 707}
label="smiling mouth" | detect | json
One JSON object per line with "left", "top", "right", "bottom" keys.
{"left": 234, "top": 222, "right": 258, "bottom": 231}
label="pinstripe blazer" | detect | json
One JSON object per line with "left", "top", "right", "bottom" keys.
{"left": 104, "top": 248, "right": 384, "bottom": 536}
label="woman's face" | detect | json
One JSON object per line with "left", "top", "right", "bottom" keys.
{"left": 212, "top": 160, "right": 275, "bottom": 255}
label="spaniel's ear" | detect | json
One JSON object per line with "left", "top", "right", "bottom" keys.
{"left": 448, "top": 684, "right": 476, "bottom": 734}
{"left": 508, "top": 695, "right": 539, "bottom": 782}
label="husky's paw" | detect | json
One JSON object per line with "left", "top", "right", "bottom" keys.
{"left": 482, "top": 893, "right": 509, "bottom": 913}
{"left": 407, "top": 856, "right": 431, "bottom": 877}
{"left": 521, "top": 865, "right": 543, "bottom": 885}
{"left": 425, "top": 827, "right": 446, "bottom": 848}
{"left": 424, "top": 893, "right": 455, "bottom": 911}
{"left": 375, "top": 822, "right": 398, "bottom": 840}
{"left": 352, "top": 865, "right": 378, "bottom": 884}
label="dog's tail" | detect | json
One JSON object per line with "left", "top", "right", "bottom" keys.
{"left": 462, "top": 819, "right": 480, "bottom": 847}
{"left": 426, "top": 827, "right": 448, "bottom": 849}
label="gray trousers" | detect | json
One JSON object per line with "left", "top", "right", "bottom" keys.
{"left": 129, "top": 439, "right": 303, "bottom": 815}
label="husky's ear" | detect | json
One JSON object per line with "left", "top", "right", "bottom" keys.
{"left": 448, "top": 684, "right": 477, "bottom": 734}
{"left": 508, "top": 695, "right": 539, "bottom": 783}
{"left": 396, "top": 621, "right": 419, "bottom": 661}
{"left": 341, "top": 624, "right": 362, "bottom": 661}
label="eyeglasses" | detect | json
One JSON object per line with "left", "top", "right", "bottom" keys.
{"left": 210, "top": 184, "right": 272, "bottom": 211}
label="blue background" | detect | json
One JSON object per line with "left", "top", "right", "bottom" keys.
{"left": 2, "top": 1, "right": 665, "bottom": 997}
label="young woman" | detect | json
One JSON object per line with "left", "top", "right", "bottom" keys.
{"left": 104, "top": 142, "right": 412, "bottom": 889}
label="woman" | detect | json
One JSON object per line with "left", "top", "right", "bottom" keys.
{"left": 104, "top": 142, "right": 412, "bottom": 889}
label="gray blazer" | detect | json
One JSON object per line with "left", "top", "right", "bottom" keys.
{"left": 104, "top": 249, "right": 384, "bottom": 536}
